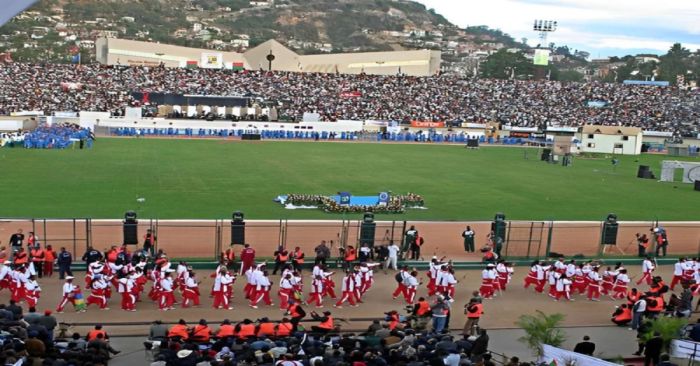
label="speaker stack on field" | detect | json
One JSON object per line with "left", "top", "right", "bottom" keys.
{"left": 123, "top": 211, "right": 138, "bottom": 245}
{"left": 491, "top": 212, "right": 506, "bottom": 241}
{"left": 637, "top": 165, "right": 655, "bottom": 179}
{"left": 601, "top": 213, "right": 619, "bottom": 245}
{"left": 359, "top": 212, "right": 376, "bottom": 247}
{"left": 695, "top": 180, "right": 700, "bottom": 191}
{"left": 540, "top": 148, "right": 551, "bottom": 162}
{"left": 231, "top": 211, "right": 245, "bottom": 245}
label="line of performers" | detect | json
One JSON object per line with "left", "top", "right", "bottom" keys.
{"left": 0, "top": 261, "right": 42, "bottom": 308}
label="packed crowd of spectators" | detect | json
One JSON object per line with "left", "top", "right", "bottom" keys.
{"left": 147, "top": 315, "right": 512, "bottom": 366}
{"left": 0, "top": 302, "right": 120, "bottom": 365}
{"left": 0, "top": 131, "right": 26, "bottom": 147}
{"left": 0, "top": 63, "right": 698, "bottom": 135}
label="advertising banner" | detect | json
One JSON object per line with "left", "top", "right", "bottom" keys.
{"left": 534, "top": 49, "right": 550, "bottom": 66}
{"left": 200, "top": 52, "right": 223, "bottom": 69}
{"left": 411, "top": 121, "right": 445, "bottom": 128}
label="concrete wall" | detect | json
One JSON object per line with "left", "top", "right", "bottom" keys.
{"left": 579, "top": 132, "right": 643, "bottom": 155}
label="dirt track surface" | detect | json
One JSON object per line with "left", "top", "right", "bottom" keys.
{"left": 2, "top": 265, "right": 689, "bottom": 337}
{"left": 1, "top": 220, "right": 698, "bottom": 260}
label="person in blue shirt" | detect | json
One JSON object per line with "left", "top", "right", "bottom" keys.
{"left": 57, "top": 247, "right": 73, "bottom": 280}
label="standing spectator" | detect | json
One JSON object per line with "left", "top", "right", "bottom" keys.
{"left": 27, "top": 231, "right": 39, "bottom": 247}
{"left": 240, "top": 244, "right": 256, "bottom": 275}
{"left": 314, "top": 240, "right": 330, "bottom": 266}
{"left": 404, "top": 226, "right": 417, "bottom": 255}
{"left": 410, "top": 233, "right": 423, "bottom": 260}
{"left": 653, "top": 228, "right": 669, "bottom": 257}
{"left": 30, "top": 244, "right": 45, "bottom": 278}
{"left": 81, "top": 245, "right": 102, "bottom": 266}
{"left": 463, "top": 298, "right": 483, "bottom": 336}
{"left": 430, "top": 296, "right": 449, "bottom": 334}
{"left": 272, "top": 246, "right": 289, "bottom": 275}
{"left": 573, "top": 335, "right": 596, "bottom": 356}
{"left": 57, "top": 247, "right": 73, "bottom": 279}
{"left": 291, "top": 246, "right": 305, "bottom": 272}
{"left": 636, "top": 233, "right": 650, "bottom": 257}
{"left": 43, "top": 244, "right": 56, "bottom": 277}
{"left": 143, "top": 229, "right": 157, "bottom": 257}
{"left": 644, "top": 331, "right": 663, "bottom": 366}
{"left": 8, "top": 228, "right": 24, "bottom": 259}
{"left": 632, "top": 295, "right": 647, "bottom": 330}
{"left": 386, "top": 243, "right": 400, "bottom": 270}
{"left": 462, "top": 226, "right": 475, "bottom": 253}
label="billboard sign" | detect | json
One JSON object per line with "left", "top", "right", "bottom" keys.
{"left": 533, "top": 49, "right": 550, "bottom": 66}
{"left": 200, "top": 52, "right": 223, "bottom": 69}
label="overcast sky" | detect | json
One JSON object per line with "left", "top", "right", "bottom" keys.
{"left": 415, "top": 0, "right": 700, "bottom": 58}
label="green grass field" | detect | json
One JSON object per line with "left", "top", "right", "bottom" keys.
{"left": 1, "top": 138, "right": 699, "bottom": 220}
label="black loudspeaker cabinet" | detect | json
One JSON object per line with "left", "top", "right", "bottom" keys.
{"left": 602, "top": 222, "right": 619, "bottom": 245}
{"left": 123, "top": 222, "right": 138, "bottom": 245}
{"left": 637, "top": 165, "right": 650, "bottom": 178}
{"left": 360, "top": 222, "right": 376, "bottom": 247}
{"left": 466, "top": 138, "right": 479, "bottom": 148}
{"left": 695, "top": 180, "right": 700, "bottom": 191}
{"left": 491, "top": 220, "right": 507, "bottom": 241}
{"left": 541, "top": 148, "right": 551, "bottom": 161}
{"left": 231, "top": 222, "right": 246, "bottom": 245}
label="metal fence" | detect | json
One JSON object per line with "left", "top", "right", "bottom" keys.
{"left": 0, "top": 218, "right": 698, "bottom": 261}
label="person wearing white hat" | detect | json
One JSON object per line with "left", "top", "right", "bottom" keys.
{"left": 56, "top": 276, "right": 78, "bottom": 313}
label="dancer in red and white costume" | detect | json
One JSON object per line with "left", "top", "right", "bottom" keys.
{"left": 359, "top": 262, "right": 380, "bottom": 295}
{"left": 601, "top": 266, "right": 618, "bottom": 295}
{"left": 118, "top": 273, "right": 136, "bottom": 311}
{"left": 523, "top": 260, "right": 541, "bottom": 290}
{"left": 547, "top": 269, "right": 561, "bottom": 298}
{"left": 212, "top": 268, "right": 235, "bottom": 309}
{"left": 392, "top": 266, "right": 410, "bottom": 300}
{"left": 554, "top": 275, "right": 573, "bottom": 301}
{"left": 636, "top": 256, "right": 655, "bottom": 286}
{"left": 56, "top": 276, "right": 82, "bottom": 313}
{"left": 0, "top": 261, "right": 11, "bottom": 292}
{"left": 11, "top": 266, "right": 29, "bottom": 303}
{"left": 278, "top": 273, "right": 296, "bottom": 310}
{"left": 479, "top": 264, "right": 497, "bottom": 299}
{"left": 670, "top": 258, "right": 689, "bottom": 291}
{"left": 250, "top": 270, "right": 273, "bottom": 308}
{"left": 586, "top": 266, "right": 602, "bottom": 301}
{"left": 404, "top": 270, "right": 420, "bottom": 304}
{"left": 182, "top": 270, "right": 200, "bottom": 308}
{"left": 612, "top": 268, "right": 630, "bottom": 300}
{"left": 571, "top": 264, "right": 587, "bottom": 295}
{"left": 353, "top": 268, "right": 364, "bottom": 303}
{"left": 24, "top": 275, "right": 41, "bottom": 308}
{"left": 159, "top": 270, "right": 176, "bottom": 311}
{"left": 334, "top": 271, "right": 357, "bottom": 308}
{"left": 86, "top": 274, "right": 110, "bottom": 310}
{"left": 426, "top": 257, "right": 446, "bottom": 296}
{"left": 306, "top": 275, "right": 325, "bottom": 307}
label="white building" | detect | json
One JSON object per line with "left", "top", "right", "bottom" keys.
{"left": 578, "top": 125, "right": 643, "bottom": 155}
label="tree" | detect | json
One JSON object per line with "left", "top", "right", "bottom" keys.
{"left": 640, "top": 317, "right": 688, "bottom": 353}
{"left": 516, "top": 311, "right": 566, "bottom": 358}
{"left": 658, "top": 43, "right": 691, "bottom": 84}
{"left": 480, "top": 49, "right": 533, "bottom": 79}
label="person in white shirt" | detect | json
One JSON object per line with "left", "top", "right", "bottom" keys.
{"left": 586, "top": 267, "right": 602, "bottom": 301}
{"left": 631, "top": 297, "right": 647, "bottom": 330}
{"left": 159, "top": 271, "right": 175, "bottom": 311}
{"left": 404, "top": 270, "right": 420, "bottom": 304}
{"left": 386, "top": 244, "right": 400, "bottom": 270}
{"left": 118, "top": 274, "right": 136, "bottom": 311}
{"left": 250, "top": 271, "right": 273, "bottom": 308}
{"left": 278, "top": 273, "right": 295, "bottom": 310}
{"left": 554, "top": 275, "right": 573, "bottom": 301}
{"left": 334, "top": 271, "right": 358, "bottom": 308}
{"left": 479, "top": 264, "right": 497, "bottom": 299}
{"left": 182, "top": 270, "right": 200, "bottom": 308}
{"left": 86, "top": 274, "right": 109, "bottom": 310}
{"left": 670, "top": 257, "right": 686, "bottom": 291}
{"left": 24, "top": 275, "right": 41, "bottom": 308}
{"left": 56, "top": 276, "right": 80, "bottom": 313}
{"left": 427, "top": 257, "right": 446, "bottom": 296}
{"left": 612, "top": 269, "right": 630, "bottom": 300}
{"left": 636, "top": 256, "right": 655, "bottom": 286}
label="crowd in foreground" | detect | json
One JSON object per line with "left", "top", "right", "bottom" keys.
{"left": 0, "top": 63, "right": 698, "bottom": 135}
{"left": 0, "top": 302, "right": 121, "bottom": 365}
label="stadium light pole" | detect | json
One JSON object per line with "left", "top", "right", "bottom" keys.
{"left": 533, "top": 19, "right": 558, "bottom": 48}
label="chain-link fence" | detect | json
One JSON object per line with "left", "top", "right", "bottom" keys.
{"left": 1, "top": 218, "right": 698, "bottom": 261}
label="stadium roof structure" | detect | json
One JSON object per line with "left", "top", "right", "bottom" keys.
{"left": 96, "top": 37, "right": 441, "bottom": 77}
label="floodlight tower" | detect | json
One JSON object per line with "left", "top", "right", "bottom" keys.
{"left": 533, "top": 19, "right": 558, "bottom": 47}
